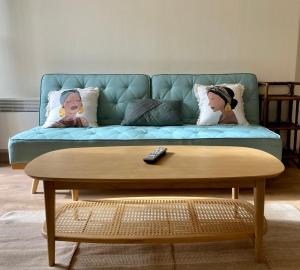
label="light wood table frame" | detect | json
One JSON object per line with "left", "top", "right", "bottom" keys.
{"left": 24, "top": 146, "right": 284, "bottom": 266}
{"left": 11, "top": 163, "right": 78, "bottom": 200}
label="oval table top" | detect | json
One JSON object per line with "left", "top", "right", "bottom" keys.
{"left": 24, "top": 146, "right": 284, "bottom": 183}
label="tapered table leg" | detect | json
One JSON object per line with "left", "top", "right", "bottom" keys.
{"left": 232, "top": 187, "right": 239, "bottom": 199}
{"left": 254, "top": 179, "right": 265, "bottom": 263}
{"left": 44, "top": 181, "right": 56, "bottom": 266}
{"left": 232, "top": 187, "right": 240, "bottom": 219}
{"left": 71, "top": 189, "right": 79, "bottom": 201}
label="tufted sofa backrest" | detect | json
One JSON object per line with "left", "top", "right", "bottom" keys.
{"left": 40, "top": 74, "right": 150, "bottom": 125}
{"left": 151, "top": 74, "right": 259, "bottom": 124}
{"left": 40, "top": 73, "right": 259, "bottom": 126}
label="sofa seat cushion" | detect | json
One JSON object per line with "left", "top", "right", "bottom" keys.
{"left": 8, "top": 125, "right": 281, "bottom": 164}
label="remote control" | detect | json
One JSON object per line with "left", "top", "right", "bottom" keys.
{"left": 143, "top": 147, "right": 167, "bottom": 164}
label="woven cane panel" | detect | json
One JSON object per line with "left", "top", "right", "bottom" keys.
{"left": 54, "top": 198, "right": 259, "bottom": 241}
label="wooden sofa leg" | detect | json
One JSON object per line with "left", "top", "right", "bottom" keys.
{"left": 71, "top": 189, "right": 79, "bottom": 201}
{"left": 31, "top": 179, "right": 39, "bottom": 194}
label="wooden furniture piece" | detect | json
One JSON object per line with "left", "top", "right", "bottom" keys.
{"left": 12, "top": 163, "right": 78, "bottom": 200}
{"left": 30, "top": 177, "right": 78, "bottom": 200}
{"left": 44, "top": 197, "right": 265, "bottom": 242}
{"left": 11, "top": 163, "right": 78, "bottom": 201}
{"left": 24, "top": 146, "right": 284, "bottom": 266}
{"left": 259, "top": 82, "right": 300, "bottom": 167}
{"left": 11, "top": 163, "right": 41, "bottom": 194}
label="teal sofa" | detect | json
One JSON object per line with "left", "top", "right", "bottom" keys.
{"left": 8, "top": 73, "right": 282, "bottom": 167}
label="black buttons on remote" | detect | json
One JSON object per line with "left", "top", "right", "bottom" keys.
{"left": 143, "top": 147, "right": 167, "bottom": 164}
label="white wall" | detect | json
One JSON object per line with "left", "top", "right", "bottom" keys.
{"left": 1, "top": 0, "right": 300, "bottom": 99}
{"left": 1, "top": 0, "right": 300, "bottom": 149}
{"left": 0, "top": 112, "right": 39, "bottom": 148}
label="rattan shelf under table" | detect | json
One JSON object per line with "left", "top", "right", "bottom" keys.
{"left": 43, "top": 197, "right": 266, "bottom": 243}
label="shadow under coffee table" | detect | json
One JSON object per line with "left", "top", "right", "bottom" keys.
{"left": 24, "top": 146, "right": 284, "bottom": 266}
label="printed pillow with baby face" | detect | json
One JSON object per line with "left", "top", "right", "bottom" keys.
{"left": 43, "top": 87, "right": 99, "bottom": 128}
{"left": 193, "top": 84, "right": 249, "bottom": 125}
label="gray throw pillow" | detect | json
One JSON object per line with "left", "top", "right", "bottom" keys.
{"left": 121, "top": 99, "right": 182, "bottom": 126}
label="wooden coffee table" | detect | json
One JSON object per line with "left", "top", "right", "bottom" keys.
{"left": 24, "top": 146, "right": 284, "bottom": 266}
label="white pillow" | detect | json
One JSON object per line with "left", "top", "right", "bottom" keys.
{"left": 43, "top": 87, "right": 99, "bottom": 128}
{"left": 193, "top": 83, "right": 249, "bottom": 125}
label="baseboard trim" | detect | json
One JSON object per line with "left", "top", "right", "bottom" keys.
{"left": 11, "top": 163, "right": 26, "bottom": 169}
{"left": 0, "top": 149, "right": 9, "bottom": 162}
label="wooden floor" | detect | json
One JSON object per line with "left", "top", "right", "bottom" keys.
{"left": 1, "top": 162, "right": 300, "bottom": 216}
